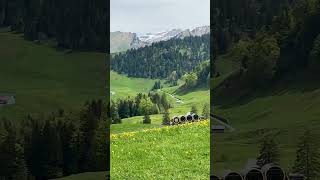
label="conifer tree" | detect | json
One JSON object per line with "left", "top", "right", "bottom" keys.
{"left": 191, "top": 105, "right": 198, "bottom": 114}
{"left": 0, "top": 119, "right": 27, "bottom": 180}
{"left": 143, "top": 114, "right": 151, "bottom": 124}
{"left": 292, "top": 130, "right": 320, "bottom": 179}
{"left": 42, "top": 119, "right": 63, "bottom": 178}
{"left": 162, "top": 109, "right": 171, "bottom": 125}
{"left": 256, "top": 135, "right": 280, "bottom": 167}
{"left": 202, "top": 103, "right": 210, "bottom": 119}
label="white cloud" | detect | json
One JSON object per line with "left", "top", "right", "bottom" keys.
{"left": 111, "top": 0, "right": 210, "bottom": 33}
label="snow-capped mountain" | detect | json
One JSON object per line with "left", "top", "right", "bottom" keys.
{"left": 139, "top": 26, "right": 210, "bottom": 44}
{"left": 110, "top": 26, "right": 210, "bottom": 53}
{"left": 138, "top": 29, "right": 183, "bottom": 44}
{"left": 191, "top": 25, "right": 210, "bottom": 36}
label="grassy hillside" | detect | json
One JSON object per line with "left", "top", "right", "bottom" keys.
{"left": 212, "top": 53, "right": 320, "bottom": 173}
{"left": 111, "top": 84, "right": 209, "bottom": 134}
{"left": 111, "top": 120, "right": 210, "bottom": 179}
{"left": 110, "top": 71, "right": 158, "bottom": 100}
{"left": 0, "top": 32, "right": 107, "bottom": 119}
{"left": 110, "top": 71, "right": 210, "bottom": 179}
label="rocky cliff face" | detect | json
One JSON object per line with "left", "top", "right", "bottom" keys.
{"left": 110, "top": 31, "right": 143, "bottom": 53}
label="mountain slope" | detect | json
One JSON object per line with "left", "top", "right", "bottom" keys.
{"left": 111, "top": 34, "right": 210, "bottom": 79}
{"left": 110, "top": 26, "right": 210, "bottom": 53}
{"left": 0, "top": 32, "right": 106, "bottom": 119}
{"left": 110, "top": 31, "right": 145, "bottom": 53}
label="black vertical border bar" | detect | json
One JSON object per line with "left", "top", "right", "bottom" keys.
{"left": 106, "top": 0, "right": 110, "bottom": 178}
{"left": 210, "top": 0, "right": 215, "bottom": 178}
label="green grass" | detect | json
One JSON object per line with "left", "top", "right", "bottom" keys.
{"left": 111, "top": 120, "right": 210, "bottom": 179}
{"left": 110, "top": 71, "right": 158, "bottom": 100}
{"left": 110, "top": 72, "right": 210, "bottom": 179}
{"left": 53, "top": 172, "right": 107, "bottom": 180}
{"left": 212, "top": 65, "right": 320, "bottom": 173}
{"left": 0, "top": 32, "right": 106, "bottom": 120}
{"left": 110, "top": 85, "right": 209, "bottom": 134}
{"left": 111, "top": 114, "right": 163, "bottom": 134}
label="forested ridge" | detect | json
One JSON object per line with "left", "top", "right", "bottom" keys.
{"left": 212, "top": 0, "right": 320, "bottom": 177}
{"left": 0, "top": 100, "right": 109, "bottom": 180}
{"left": 212, "top": 0, "right": 293, "bottom": 55}
{"left": 0, "top": 0, "right": 107, "bottom": 51}
{"left": 111, "top": 34, "right": 210, "bottom": 79}
{"left": 213, "top": 0, "right": 320, "bottom": 82}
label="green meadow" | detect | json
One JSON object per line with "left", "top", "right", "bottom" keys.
{"left": 212, "top": 55, "right": 320, "bottom": 173}
{"left": 111, "top": 120, "right": 210, "bottom": 180}
{"left": 110, "top": 71, "right": 158, "bottom": 100}
{"left": 110, "top": 71, "right": 210, "bottom": 179}
{"left": 111, "top": 78, "right": 210, "bottom": 134}
{"left": 0, "top": 32, "right": 107, "bottom": 120}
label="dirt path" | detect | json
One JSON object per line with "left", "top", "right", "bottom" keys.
{"left": 159, "top": 89, "right": 184, "bottom": 104}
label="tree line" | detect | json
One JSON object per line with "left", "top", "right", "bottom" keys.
{"left": 111, "top": 34, "right": 210, "bottom": 79}
{"left": 256, "top": 129, "right": 320, "bottom": 179}
{"left": 181, "top": 60, "right": 210, "bottom": 89}
{"left": 213, "top": 0, "right": 320, "bottom": 93}
{"left": 110, "top": 92, "right": 171, "bottom": 124}
{"left": 212, "top": 0, "right": 292, "bottom": 54}
{"left": 0, "top": 100, "right": 109, "bottom": 180}
{"left": 0, "top": 0, "right": 107, "bottom": 52}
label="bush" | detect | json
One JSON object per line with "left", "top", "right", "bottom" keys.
{"left": 143, "top": 114, "right": 151, "bottom": 124}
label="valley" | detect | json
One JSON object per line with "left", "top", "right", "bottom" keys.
{"left": 0, "top": 30, "right": 108, "bottom": 180}
{"left": 110, "top": 71, "right": 210, "bottom": 179}
{"left": 109, "top": 29, "right": 210, "bottom": 179}
{"left": 212, "top": 0, "right": 320, "bottom": 176}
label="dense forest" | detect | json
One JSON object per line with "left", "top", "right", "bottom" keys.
{"left": 212, "top": 0, "right": 293, "bottom": 55}
{"left": 111, "top": 34, "right": 210, "bottom": 79}
{"left": 0, "top": 0, "right": 107, "bottom": 51}
{"left": 213, "top": 0, "right": 320, "bottom": 88}
{"left": 212, "top": 0, "right": 320, "bottom": 178}
{"left": 0, "top": 100, "right": 108, "bottom": 180}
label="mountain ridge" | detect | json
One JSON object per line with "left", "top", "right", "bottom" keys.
{"left": 110, "top": 25, "right": 210, "bottom": 53}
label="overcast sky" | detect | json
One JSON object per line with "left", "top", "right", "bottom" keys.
{"left": 111, "top": 0, "right": 210, "bottom": 34}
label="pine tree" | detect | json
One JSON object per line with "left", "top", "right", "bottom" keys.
{"left": 91, "top": 120, "right": 108, "bottom": 171}
{"left": 110, "top": 103, "right": 121, "bottom": 124}
{"left": 256, "top": 135, "right": 280, "bottom": 167}
{"left": 60, "top": 120, "right": 79, "bottom": 176}
{"left": 78, "top": 101, "right": 99, "bottom": 172}
{"left": 0, "top": 119, "right": 27, "bottom": 180}
{"left": 162, "top": 109, "right": 170, "bottom": 125}
{"left": 191, "top": 105, "right": 198, "bottom": 114}
{"left": 143, "top": 114, "right": 151, "bottom": 124}
{"left": 202, "top": 103, "right": 210, "bottom": 119}
{"left": 42, "top": 119, "right": 63, "bottom": 178}
{"left": 292, "top": 130, "right": 320, "bottom": 179}
{"left": 29, "top": 118, "right": 46, "bottom": 179}
{"left": 310, "top": 34, "right": 320, "bottom": 68}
